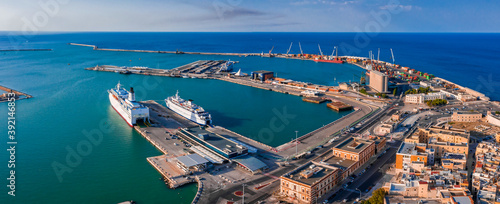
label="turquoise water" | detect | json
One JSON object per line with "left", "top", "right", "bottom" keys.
{"left": 0, "top": 34, "right": 359, "bottom": 203}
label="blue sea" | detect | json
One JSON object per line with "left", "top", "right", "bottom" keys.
{"left": 0, "top": 32, "right": 499, "bottom": 203}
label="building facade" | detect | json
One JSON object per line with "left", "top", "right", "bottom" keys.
{"left": 369, "top": 70, "right": 388, "bottom": 93}
{"left": 451, "top": 112, "right": 482, "bottom": 122}
{"left": 332, "top": 137, "right": 376, "bottom": 170}
{"left": 486, "top": 111, "right": 500, "bottom": 127}
{"left": 395, "top": 142, "right": 428, "bottom": 171}
{"left": 280, "top": 162, "right": 341, "bottom": 204}
{"left": 405, "top": 92, "right": 446, "bottom": 104}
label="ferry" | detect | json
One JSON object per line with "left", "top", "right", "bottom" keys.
{"left": 165, "top": 91, "right": 212, "bottom": 126}
{"left": 220, "top": 61, "right": 234, "bottom": 72}
{"left": 108, "top": 82, "right": 150, "bottom": 127}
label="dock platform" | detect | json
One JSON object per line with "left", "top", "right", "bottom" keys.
{"left": 86, "top": 60, "right": 234, "bottom": 77}
{"left": 0, "top": 85, "right": 33, "bottom": 102}
{"left": 327, "top": 101, "right": 353, "bottom": 111}
{"left": 302, "top": 97, "right": 329, "bottom": 104}
{"left": 147, "top": 155, "right": 196, "bottom": 188}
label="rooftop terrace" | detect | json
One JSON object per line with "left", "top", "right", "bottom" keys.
{"left": 333, "top": 137, "right": 373, "bottom": 153}
{"left": 283, "top": 162, "right": 339, "bottom": 186}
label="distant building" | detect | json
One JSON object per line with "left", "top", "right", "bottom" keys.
{"left": 280, "top": 161, "right": 341, "bottom": 204}
{"left": 369, "top": 70, "right": 388, "bottom": 93}
{"left": 232, "top": 155, "right": 268, "bottom": 175}
{"left": 441, "top": 153, "right": 467, "bottom": 171}
{"left": 451, "top": 111, "right": 482, "bottom": 122}
{"left": 457, "top": 93, "right": 476, "bottom": 102}
{"left": 338, "top": 82, "right": 349, "bottom": 90}
{"left": 369, "top": 136, "right": 387, "bottom": 153}
{"left": 392, "top": 111, "right": 402, "bottom": 121}
{"left": 177, "top": 127, "right": 248, "bottom": 160}
{"left": 395, "top": 142, "right": 428, "bottom": 171}
{"left": 405, "top": 92, "right": 446, "bottom": 104}
{"left": 332, "top": 137, "right": 376, "bottom": 170}
{"left": 428, "top": 138, "right": 469, "bottom": 158}
{"left": 379, "top": 122, "right": 396, "bottom": 135}
{"left": 417, "top": 125, "right": 470, "bottom": 144}
{"left": 420, "top": 81, "right": 446, "bottom": 91}
{"left": 251, "top": 70, "right": 274, "bottom": 82}
{"left": 486, "top": 111, "right": 500, "bottom": 127}
{"left": 176, "top": 154, "right": 209, "bottom": 173}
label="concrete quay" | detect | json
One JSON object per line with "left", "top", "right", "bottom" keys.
{"left": 0, "top": 85, "right": 33, "bottom": 102}
{"left": 70, "top": 43, "right": 260, "bottom": 56}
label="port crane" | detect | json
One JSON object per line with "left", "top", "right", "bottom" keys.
{"left": 377, "top": 48, "right": 380, "bottom": 62}
{"left": 390, "top": 48, "right": 395, "bottom": 66}
{"left": 331, "top": 46, "right": 339, "bottom": 59}
{"left": 286, "top": 42, "right": 293, "bottom": 55}
{"left": 318, "top": 44, "right": 324, "bottom": 56}
{"left": 269, "top": 46, "right": 274, "bottom": 54}
{"left": 352, "top": 71, "right": 367, "bottom": 85}
{"left": 299, "top": 42, "right": 303, "bottom": 55}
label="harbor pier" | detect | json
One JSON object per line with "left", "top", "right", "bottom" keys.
{"left": 0, "top": 85, "right": 33, "bottom": 102}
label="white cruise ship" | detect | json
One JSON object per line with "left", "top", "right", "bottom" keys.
{"left": 165, "top": 91, "right": 212, "bottom": 126}
{"left": 108, "top": 82, "right": 150, "bottom": 127}
{"left": 220, "top": 61, "right": 234, "bottom": 72}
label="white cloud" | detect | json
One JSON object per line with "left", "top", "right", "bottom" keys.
{"left": 379, "top": 4, "right": 420, "bottom": 11}
{"left": 291, "top": 0, "right": 356, "bottom": 6}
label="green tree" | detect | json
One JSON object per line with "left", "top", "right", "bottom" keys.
{"left": 361, "top": 188, "right": 387, "bottom": 204}
{"left": 426, "top": 99, "right": 447, "bottom": 107}
{"left": 360, "top": 88, "right": 368, "bottom": 95}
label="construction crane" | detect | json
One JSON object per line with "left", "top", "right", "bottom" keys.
{"left": 318, "top": 44, "right": 323, "bottom": 56}
{"left": 269, "top": 46, "right": 274, "bottom": 55}
{"left": 330, "top": 46, "right": 340, "bottom": 59}
{"left": 335, "top": 46, "right": 339, "bottom": 59}
{"left": 390, "top": 48, "right": 395, "bottom": 66}
{"left": 352, "top": 71, "right": 366, "bottom": 85}
{"left": 286, "top": 42, "right": 293, "bottom": 55}
{"left": 299, "top": 42, "right": 303, "bottom": 55}
{"left": 377, "top": 48, "right": 380, "bottom": 62}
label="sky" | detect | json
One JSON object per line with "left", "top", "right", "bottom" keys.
{"left": 1, "top": 0, "right": 499, "bottom": 32}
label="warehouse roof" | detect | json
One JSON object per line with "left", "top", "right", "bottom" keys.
{"left": 177, "top": 154, "right": 209, "bottom": 167}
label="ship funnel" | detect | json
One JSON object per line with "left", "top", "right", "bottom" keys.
{"left": 128, "top": 87, "right": 135, "bottom": 101}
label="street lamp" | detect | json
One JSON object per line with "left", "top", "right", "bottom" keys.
{"left": 242, "top": 183, "right": 246, "bottom": 204}
{"left": 355, "top": 188, "right": 361, "bottom": 200}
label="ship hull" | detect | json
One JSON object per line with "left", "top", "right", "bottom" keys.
{"left": 313, "top": 59, "right": 344, "bottom": 64}
{"left": 109, "top": 92, "right": 133, "bottom": 127}
{"left": 165, "top": 99, "right": 211, "bottom": 126}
